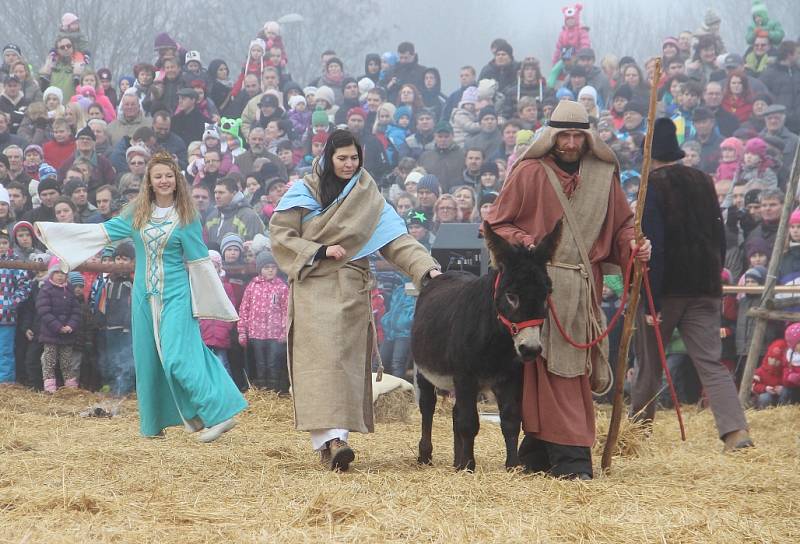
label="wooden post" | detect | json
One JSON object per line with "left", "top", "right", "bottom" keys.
{"left": 737, "top": 142, "right": 800, "bottom": 405}
{"left": 601, "top": 59, "right": 661, "bottom": 472}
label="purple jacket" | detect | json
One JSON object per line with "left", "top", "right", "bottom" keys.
{"left": 36, "top": 279, "right": 81, "bottom": 345}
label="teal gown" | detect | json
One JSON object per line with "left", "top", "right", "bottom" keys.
{"left": 37, "top": 210, "right": 247, "bottom": 436}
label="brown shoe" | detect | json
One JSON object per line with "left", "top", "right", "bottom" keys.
{"left": 328, "top": 438, "right": 355, "bottom": 471}
{"left": 722, "top": 429, "right": 754, "bottom": 452}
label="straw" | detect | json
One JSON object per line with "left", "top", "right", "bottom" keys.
{"left": 1, "top": 384, "right": 798, "bottom": 543}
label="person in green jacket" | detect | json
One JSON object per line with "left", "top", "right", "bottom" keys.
{"left": 38, "top": 36, "right": 88, "bottom": 103}
{"left": 745, "top": 1, "right": 784, "bottom": 47}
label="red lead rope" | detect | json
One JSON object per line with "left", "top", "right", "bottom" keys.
{"left": 545, "top": 247, "right": 686, "bottom": 441}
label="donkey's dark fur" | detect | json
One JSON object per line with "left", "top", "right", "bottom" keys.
{"left": 412, "top": 222, "right": 560, "bottom": 471}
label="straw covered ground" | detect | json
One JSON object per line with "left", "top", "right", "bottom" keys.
{"left": 1, "top": 385, "right": 799, "bottom": 543}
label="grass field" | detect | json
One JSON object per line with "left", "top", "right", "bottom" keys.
{"left": 1, "top": 385, "right": 799, "bottom": 543}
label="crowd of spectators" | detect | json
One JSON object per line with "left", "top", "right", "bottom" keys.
{"left": 1, "top": 4, "right": 799, "bottom": 407}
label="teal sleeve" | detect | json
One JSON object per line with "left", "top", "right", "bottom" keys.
{"left": 104, "top": 214, "right": 134, "bottom": 242}
{"left": 181, "top": 217, "right": 211, "bottom": 262}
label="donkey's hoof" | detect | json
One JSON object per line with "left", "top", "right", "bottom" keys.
{"left": 417, "top": 454, "right": 433, "bottom": 465}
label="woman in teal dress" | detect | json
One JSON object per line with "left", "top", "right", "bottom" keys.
{"left": 36, "top": 151, "right": 246, "bottom": 441}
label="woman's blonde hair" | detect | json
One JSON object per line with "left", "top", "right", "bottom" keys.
{"left": 433, "top": 193, "right": 459, "bottom": 224}
{"left": 129, "top": 151, "right": 196, "bottom": 230}
{"left": 451, "top": 185, "right": 480, "bottom": 222}
{"left": 64, "top": 102, "right": 87, "bottom": 131}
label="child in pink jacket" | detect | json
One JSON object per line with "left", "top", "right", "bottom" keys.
{"left": 552, "top": 4, "right": 591, "bottom": 65}
{"left": 237, "top": 251, "right": 289, "bottom": 393}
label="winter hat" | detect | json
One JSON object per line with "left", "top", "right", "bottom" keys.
{"left": 745, "top": 237, "right": 770, "bottom": 258}
{"left": 43, "top": 86, "right": 64, "bottom": 105}
{"left": 515, "top": 129, "right": 534, "bottom": 146}
{"left": 650, "top": 118, "right": 685, "bottom": 162}
{"left": 288, "top": 95, "right": 306, "bottom": 110}
{"left": 311, "top": 130, "right": 329, "bottom": 145}
{"left": 480, "top": 161, "right": 499, "bottom": 177}
{"left": 785, "top": 323, "right": 800, "bottom": 348}
{"left": 604, "top": 275, "right": 624, "bottom": 298}
{"left": 76, "top": 125, "right": 96, "bottom": 141}
{"left": 744, "top": 138, "right": 768, "bottom": 159}
{"left": 249, "top": 38, "right": 266, "bottom": 53}
{"left": 220, "top": 233, "right": 244, "bottom": 255}
{"left": 47, "top": 256, "right": 64, "bottom": 275}
{"left": 311, "top": 109, "right": 329, "bottom": 126}
{"left": 751, "top": 1, "right": 769, "bottom": 19}
{"left": 24, "top": 144, "right": 43, "bottom": 158}
{"left": 417, "top": 175, "right": 440, "bottom": 197}
{"left": 720, "top": 137, "right": 744, "bottom": 160}
{"left": 259, "top": 20, "right": 280, "bottom": 35}
{"left": 478, "top": 106, "right": 497, "bottom": 121}
{"left": 0, "top": 227, "right": 8, "bottom": 241}
{"left": 12, "top": 221, "right": 33, "bottom": 240}
{"left": 0, "top": 185, "right": 9, "bottom": 206}
{"left": 358, "top": 77, "right": 375, "bottom": 98}
{"left": 340, "top": 76, "right": 357, "bottom": 91}
{"left": 114, "top": 241, "right": 135, "bottom": 260}
{"left": 720, "top": 268, "right": 732, "bottom": 284}
{"left": 477, "top": 79, "right": 497, "bottom": 100}
{"left": 381, "top": 51, "right": 398, "bottom": 66}
{"left": 394, "top": 106, "right": 412, "bottom": 122}
{"left": 744, "top": 265, "right": 767, "bottom": 284}
{"left": 555, "top": 87, "right": 575, "bottom": 100}
{"left": 459, "top": 86, "right": 479, "bottom": 106}
{"left": 577, "top": 85, "right": 598, "bottom": 102}
{"left": 692, "top": 107, "right": 714, "bottom": 122}
{"left": 2, "top": 44, "right": 21, "bottom": 56}
{"left": 346, "top": 107, "right": 367, "bottom": 120}
{"left": 434, "top": 121, "right": 453, "bottom": 134}
{"left": 624, "top": 98, "right": 648, "bottom": 116}
{"left": 258, "top": 93, "right": 279, "bottom": 108}
{"left": 119, "top": 75, "right": 135, "bottom": 88}
{"left": 479, "top": 191, "right": 499, "bottom": 208}
{"left": 153, "top": 32, "right": 178, "bottom": 51}
{"left": 662, "top": 37, "right": 680, "bottom": 51}
{"left": 67, "top": 271, "right": 84, "bottom": 288}
{"left": 62, "top": 177, "right": 88, "bottom": 197}
{"left": 790, "top": 208, "right": 800, "bottom": 226}
{"left": 61, "top": 12, "right": 79, "bottom": 27}
{"left": 208, "top": 250, "right": 222, "bottom": 267}
{"left": 744, "top": 189, "right": 762, "bottom": 207}
{"left": 126, "top": 145, "right": 151, "bottom": 162}
{"left": 255, "top": 250, "right": 277, "bottom": 270}
{"left": 405, "top": 209, "right": 432, "bottom": 230}
{"left": 612, "top": 85, "right": 633, "bottom": 102}
{"left": 314, "top": 86, "right": 335, "bottom": 107}
{"left": 404, "top": 171, "right": 424, "bottom": 187}
{"left": 37, "top": 177, "right": 61, "bottom": 195}
{"left": 494, "top": 41, "right": 513, "bottom": 58}
{"left": 704, "top": 9, "right": 721, "bottom": 27}
{"left": 185, "top": 50, "right": 202, "bottom": 65}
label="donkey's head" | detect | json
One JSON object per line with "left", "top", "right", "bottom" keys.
{"left": 484, "top": 221, "right": 561, "bottom": 361}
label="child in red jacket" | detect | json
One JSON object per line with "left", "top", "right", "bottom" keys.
{"left": 781, "top": 323, "right": 800, "bottom": 405}
{"left": 237, "top": 251, "right": 288, "bottom": 393}
{"left": 751, "top": 339, "right": 786, "bottom": 408}
{"left": 552, "top": 4, "right": 591, "bottom": 65}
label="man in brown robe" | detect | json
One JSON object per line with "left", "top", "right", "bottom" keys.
{"left": 486, "top": 100, "right": 650, "bottom": 479}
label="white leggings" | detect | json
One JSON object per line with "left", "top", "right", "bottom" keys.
{"left": 310, "top": 428, "right": 349, "bottom": 451}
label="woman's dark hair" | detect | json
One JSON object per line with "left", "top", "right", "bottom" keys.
{"left": 316, "top": 129, "right": 363, "bottom": 209}
{"left": 53, "top": 197, "right": 81, "bottom": 223}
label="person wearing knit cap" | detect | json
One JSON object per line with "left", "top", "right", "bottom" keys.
{"left": 403, "top": 171, "right": 424, "bottom": 193}
{"left": 776, "top": 208, "right": 800, "bottom": 289}
{"left": 237, "top": 248, "right": 288, "bottom": 391}
{"left": 415, "top": 174, "right": 440, "bottom": 216}
{"left": 67, "top": 271, "right": 84, "bottom": 288}
{"left": 477, "top": 191, "right": 498, "bottom": 220}
{"left": 484, "top": 99, "right": 652, "bottom": 479}
{"left": 634, "top": 117, "right": 752, "bottom": 453}
{"left": 478, "top": 161, "right": 499, "bottom": 192}
{"left": 740, "top": 137, "right": 778, "bottom": 191}
{"left": 555, "top": 86, "right": 575, "bottom": 102}
{"left": 465, "top": 106, "right": 502, "bottom": 162}
{"left": 220, "top": 232, "right": 245, "bottom": 264}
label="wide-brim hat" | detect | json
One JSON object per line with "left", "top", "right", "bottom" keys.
{"left": 520, "top": 100, "right": 616, "bottom": 164}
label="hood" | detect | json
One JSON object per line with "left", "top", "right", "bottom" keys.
{"left": 220, "top": 191, "right": 251, "bottom": 214}
{"left": 422, "top": 67, "right": 442, "bottom": 96}
{"left": 364, "top": 53, "right": 381, "bottom": 74}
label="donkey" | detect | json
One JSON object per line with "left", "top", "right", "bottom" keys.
{"left": 411, "top": 221, "right": 560, "bottom": 471}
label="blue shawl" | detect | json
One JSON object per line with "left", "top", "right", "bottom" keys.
{"left": 274, "top": 170, "right": 407, "bottom": 260}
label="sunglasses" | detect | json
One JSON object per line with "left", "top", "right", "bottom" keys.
{"left": 58, "top": 43, "right": 73, "bottom": 50}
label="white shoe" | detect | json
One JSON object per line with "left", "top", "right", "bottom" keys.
{"left": 184, "top": 417, "right": 204, "bottom": 433}
{"left": 196, "top": 418, "right": 236, "bottom": 443}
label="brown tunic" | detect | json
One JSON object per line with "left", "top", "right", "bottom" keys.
{"left": 486, "top": 155, "right": 635, "bottom": 446}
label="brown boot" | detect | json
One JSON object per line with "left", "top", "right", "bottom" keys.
{"left": 328, "top": 438, "right": 355, "bottom": 471}
{"left": 722, "top": 429, "right": 754, "bottom": 452}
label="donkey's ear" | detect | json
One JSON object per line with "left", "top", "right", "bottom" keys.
{"left": 483, "top": 221, "right": 513, "bottom": 268}
{"left": 532, "top": 219, "right": 562, "bottom": 264}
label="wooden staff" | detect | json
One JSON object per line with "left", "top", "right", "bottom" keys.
{"left": 601, "top": 58, "right": 662, "bottom": 472}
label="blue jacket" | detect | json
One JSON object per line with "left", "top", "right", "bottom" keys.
{"left": 381, "top": 283, "right": 416, "bottom": 340}
{"left": 0, "top": 255, "right": 32, "bottom": 325}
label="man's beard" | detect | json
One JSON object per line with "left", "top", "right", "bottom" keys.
{"left": 251, "top": 144, "right": 266, "bottom": 154}
{"left": 552, "top": 146, "right": 585, "bottom": 163}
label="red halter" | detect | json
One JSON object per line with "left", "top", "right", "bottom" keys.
{"left": 493, "top": 272, "right": 545, "bottom": 335}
